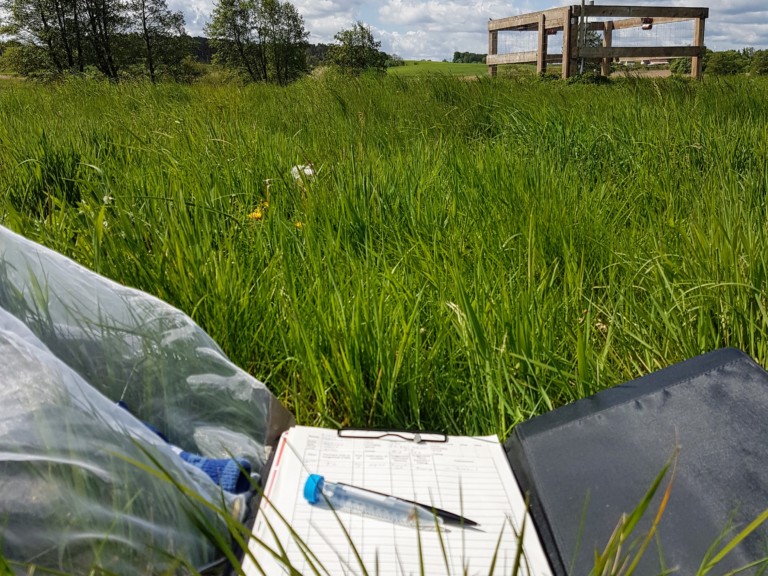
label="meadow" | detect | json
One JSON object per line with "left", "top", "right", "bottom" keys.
{"left": 2, "top": 71, "right": 768, "bottom": 574}
{"left": 1, "top": 73, "right": 768, "bottom": 441}
{"left": 388, "top": 60, "right": 489, "bottom": 77}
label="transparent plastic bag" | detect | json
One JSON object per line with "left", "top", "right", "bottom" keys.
{"left": 0, "top": 226, "right": 294, "bottom": 574}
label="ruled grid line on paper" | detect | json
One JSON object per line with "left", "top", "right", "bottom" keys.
{"left": 242, "top": 426, "right": 553, "bottom": 576}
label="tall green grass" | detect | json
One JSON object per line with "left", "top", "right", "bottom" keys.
{"left": 2, "top": 73, "right": 768, "bottom": 575}
{"left": 1, "top": 74, "right": 768, "bottom": 440}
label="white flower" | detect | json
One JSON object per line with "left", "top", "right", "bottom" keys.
{"left": 291, "top": 163, "right": 315, "bottom": 183}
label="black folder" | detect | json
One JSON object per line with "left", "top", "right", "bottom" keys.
{"left": 505, "top": 348, "right": 768, "bottom": 574}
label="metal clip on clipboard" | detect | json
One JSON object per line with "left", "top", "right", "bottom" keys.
{"left": 337, "top": 428, "right": 448, "bottom": 443}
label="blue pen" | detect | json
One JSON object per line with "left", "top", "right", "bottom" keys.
{"left": 303, "top": 474, "right": 479, "bottom": 528}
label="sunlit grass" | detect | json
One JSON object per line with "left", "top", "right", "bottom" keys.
{"left": 2, "top": 73, "right": 768, "bottom": 574}
{"left": 2, "top": 74, "right": 768, "bottom": 437}
{"left": 387, "top": 60, "right": 489, "bottom": 77}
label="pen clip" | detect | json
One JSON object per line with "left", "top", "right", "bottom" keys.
{"left": 337, "top": 428, "right": 448, "bottom": 443}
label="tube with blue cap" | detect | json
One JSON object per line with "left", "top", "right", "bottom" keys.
{"left": 303, "top": 474, "right": 479, "bottom": 529}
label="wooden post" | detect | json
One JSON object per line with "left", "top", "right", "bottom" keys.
{"left": 488, "top": 30, "right": 498, "bottom": 77}
{"left": 537, "top": 13, "right": 548, "bottom": 75}
{"left": 561, "top": 6, "right": 573, "bottom": 79}
{"left": 601, "top": 21, "right": 613, "bottom": 76}
{"left": 691, "top": 16, "right": 705, "bottom": 79}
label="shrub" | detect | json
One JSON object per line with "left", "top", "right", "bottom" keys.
{"left": 670, "top": 58, "right": 691, "bottom": 75}
{"left": 749, "top": 50, "right": 768, "bottom": 76}
{"left": 326, "top": 22, "right": 387, "bottom": 76}
{"left": 706, "top": 50, "right": 748, "bottom": 75}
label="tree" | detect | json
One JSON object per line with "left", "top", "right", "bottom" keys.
{"left": 670, "top": 57, "right": 691, "bottom": 75}
{"left": 128, "top": 0, "right": 186, "bottom": 82}
{"left": 82, "top": 0, "right": 126, "bottom": 80}
{"left": 206, "top": 0, "right": 257, "bottom": 81}
{"left": 452, "top": 51, "right": 485, "bottom": 64}
{"left": 705, "top": 50, "right": 748, "bottom": 76}
{"left": 0, "top": 0, "right": 88, "bottom": 74}
{"left": 326, "top": 21, "right": 387, "bottom": 75}
{"left": 305, "top": 42, "right": 330, "bottom": 67}
{"left": 206, "top": 0, "right": 307, "bottom": 84}
{"left": 1, "top": 0, "right": 192, "bottom": 81}
{"left": 262, "top": 0, "right": 308, "bottom": 84}
{"left": 749, "top": 50, "right": 768, "bottom": 76}
{"left": 0, "top": 42, "right": 52, "bottom": 76}
{"left": 385, "top": 53, "right": 404, "bottom": 67}
{"left": 1, "top": 0, "right": 126, "bottom": 80}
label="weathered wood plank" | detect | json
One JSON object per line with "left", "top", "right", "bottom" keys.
{"left": 577, "top": 45, "right": 703, "bottom": 59}
{"left": 537, "top": 13, "right": 548, "bottom": 74}
{"left": 486, "top": 51, "right": 539, "bottom": 65}
{"left": 490, "top": 17, "right": 681, "bottom": 34}
{"left": 562, "top": 6, "right": 573, "bottom": 78}
{"left": 609, "top": 16, "right": 696, "bottom": 30}
{"left": 601, "top": 20, "right": 613, "bottom": 76}
{"left": 488, "top": 31, "right": 498, "bottom": 77}
{"left": 692, "top": 17, "right": 706, "bottom": 79}
{"left": 490, "top": 16, "right": 601, "bottom": 32}
{"left": 489, "top": 8, "right": 564, "bottom": 31}
{"left": 579, "top": 5, "right": 708, "bottom": 19}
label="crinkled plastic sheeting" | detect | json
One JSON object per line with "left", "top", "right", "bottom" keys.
{"left": 0, "top": 226, "right": 294, "bottom": 574}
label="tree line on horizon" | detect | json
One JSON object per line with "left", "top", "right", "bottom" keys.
{"left": 3, "top": 0, "right": 767, "bottom": 84}
{"left": 0, "top": 0, "right": 396, "bottom": 82}
{"left": 452, "top": 51, "right": 485, "bottom": 64}
{"left": 0, "top": 0, "right": 191, "bottom": 81}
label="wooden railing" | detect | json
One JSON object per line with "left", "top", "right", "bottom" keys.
{"left": 487, "top": 4, "right": 708, "bottom": 79}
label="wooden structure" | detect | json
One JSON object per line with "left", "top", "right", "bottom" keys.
{"left": 488, "top": 4, "right": 708, "bottom": 79}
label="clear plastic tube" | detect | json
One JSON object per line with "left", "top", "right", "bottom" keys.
{"left": 303, "top": 474, "right": 441, "bottom": 529}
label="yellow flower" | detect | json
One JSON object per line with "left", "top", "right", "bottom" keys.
{"left": 295, "top": 221, "right": 303, "bottom": 229}
{"left": 248, "top": 209, "right": 263, "bottom": 221}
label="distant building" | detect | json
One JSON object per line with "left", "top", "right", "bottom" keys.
{"left": 620, "top": 58, "right": 671, "bottom": 66}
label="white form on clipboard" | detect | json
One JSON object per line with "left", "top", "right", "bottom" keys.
{"left": 242, "top": 426, "right": 552, "bottom": 576}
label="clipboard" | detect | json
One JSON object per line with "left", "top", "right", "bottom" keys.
{"left": 239, "top": 425, "right": 553, "bottom": 576}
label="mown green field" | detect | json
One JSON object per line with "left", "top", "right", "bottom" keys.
{"left": 1, "top": 74, "right": 768, "bottom": 438}
{"left": 388, "top": 60, "right": 489, "bottom": 76}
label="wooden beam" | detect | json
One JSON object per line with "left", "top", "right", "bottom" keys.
{"left": 577, "top": 46, "right": 703, "bottom": 59}
{"left": 489, "top": 8, "right": 564, "bottom": 31}
{"left": 492, "top": 7, "right": 708, "bottom": 32}
{"left": 488, "top": 30, "right": 498, "bottom": 77}
{"left": 608, "top": 16, "right": 697, "bottom": 31}
{"left": 537, "top": 13, "right": 548, "bottom": 74}
{"left": 579, "top": 5, "right": 709, "bottom": 19}
{"left": 486, "top": 51, "right": 539, "bottom": 65}
{"left": 562, "top": 6, "right": 573, "bottom": 78}
{"left": 493, "top": 16, "right": 702, "bottom": 33}
{"left": 692, "top": 17, "right": 705, "bottom": 79}
{"left": 490, "top": 17, "right": 602, "bottom": 32}
{"left": 601, "top": 20, "right": 613, "bottom": 77}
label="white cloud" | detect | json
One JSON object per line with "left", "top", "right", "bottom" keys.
{"left": 168, "top": 0, "right": 210, "bottom": 35}
{"left": 291, "top": 0, "right": 364, "bottom": 42}
{"left": 379, "top": 0, "right": 533, "bottom": 29}
{"left": 379, "top": 27, "right": 497, "bottom": 60}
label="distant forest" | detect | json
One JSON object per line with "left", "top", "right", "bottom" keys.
{"left": 190, "top": 38, "right": 332, "bottom": 66}
{"left": 452, "top": 52, "right": 486, "bottom": 64}
{"left": 188, "top": 39, "right": 369, "bottom": 69}
{"left": 0, "top": 0, "right": 394, "bottom": 83}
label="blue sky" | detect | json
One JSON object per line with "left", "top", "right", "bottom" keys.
{"left": 176, "top": 0, "right": 768, "bottom": 61}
